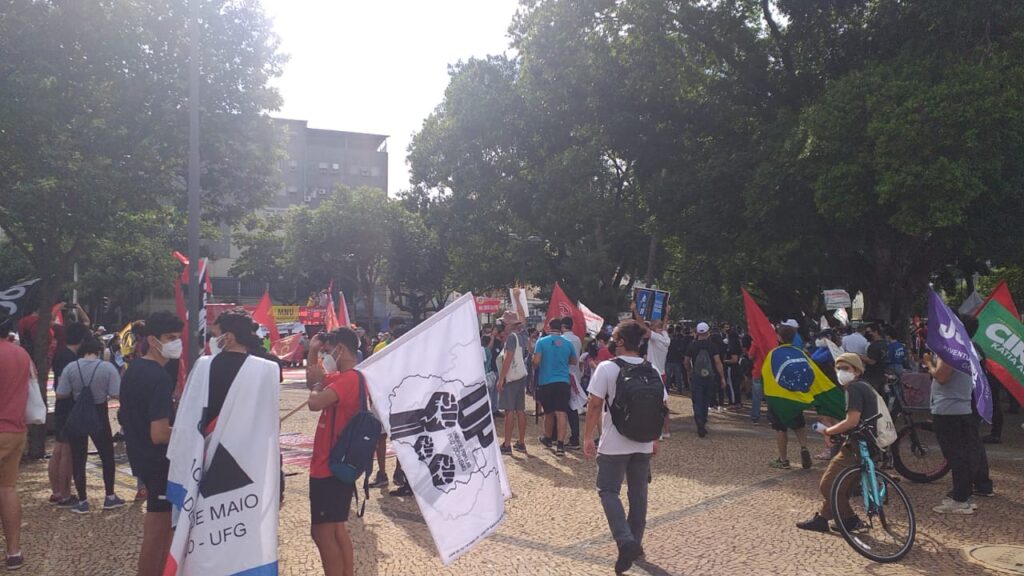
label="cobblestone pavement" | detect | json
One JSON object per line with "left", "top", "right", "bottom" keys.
{"left": 12, "top": 373, "right": 1024, "bottom": 575}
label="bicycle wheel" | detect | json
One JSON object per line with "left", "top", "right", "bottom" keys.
{"left": 891, "top": 421, "right": 949, "bottom": 483}
{"left": 831, "top": 465, "right": 916, "bottom": 563}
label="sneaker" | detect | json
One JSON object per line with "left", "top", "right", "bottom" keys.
{"left": 933, "top": 499, "right": 974, "bottom": 514}
{"left": 945, "top": 492, "right": 981, "bottom": 508}
{"left": 973, "top": 488, "right": 995, "bottom": 498}
{"left": 981, "top": 435, "right": 1001, "bottom": 444}
{"left": 814, "top": 448, "right": 832, "bottom": 461}
{"left": 134, "top": 488, "right": 148, "bottom": 502}
{"left": 800, "top": 448, "right": 812, "bottom": 470}
{"left": 614, "top": 540, "right": 642, "bottom": 574}
{"left": 565, "top": 442, "right": 582, "bottom": 451}
{"left": 661, "top": 432, "right": 671, "bottom": 439}
{"left": 103, "top": 495, "right": 126, "bottom": 510}
{"left": 71, "top": 500, "right": 90, "bottom": 514}
{"left": 796, "top": 513, "right": 829, "bottom": 533}
{"left": 368, "top": 471, "right": 389, "bottom": 488}
{"left": 5, "top": 554, "right": 24, "bottom": 571}
{"left": 697, "top": 426, "right": 707, "bottom": 438}
{"left": 769, "top": 458, "right": 791, "bottom": 470}
{"left": 539, "top": 436, "right": 553, "bottom": 449}
{"left": 56, "top": 496, "right": 78, "bottom": 509}
{"left": 513, "top": 442, "right": 527, "bottom": 453}
{"left": 500, "top": 444, "right": 513, "bottom": 455}
{"left": 389, "top": 484, "right": 413, "bottom": 497}
{"left": 555, "top": 443, "right": 565, "bottom": 456}
{"left": 830, "top": 515, "right": 862, "bottom": 532}
{"left": 48, "top": 494, "right": 62, "bottom": 504}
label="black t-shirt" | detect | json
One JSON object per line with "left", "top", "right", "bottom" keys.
{"left": 846, "top": 380, "right": 879, "bottom": 424}
{"left": 686, "top": 339, "right": 722, "bottom": 379}
{"left": 120, "top": 358, "right": 175, "bottom": 478}
{"left": 53, "top": 346, "right": 78, "bottom": 385}
{"left": 864, "top": 339, "right": 888, "bottom": 390}
{"left": 205, "top": 352, "right": 249, "bottom": 431}
{"left": 667, "top": 335, "right": 687, "bottom": 363}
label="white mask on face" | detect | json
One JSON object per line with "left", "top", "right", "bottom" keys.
{"left": 816, "top": 338, "right": 828, "bottom": 348}
{"left": 321, "top": 352, "right": 338, "bottom": 374}
{"left": 160, "top": 338, "right": 183, "bottom": 360}
{"left": 209, "top": 335, "right": 223, "bottom": 356}
{"left": 837, "top": 370, "right": 856, "bottom": 386}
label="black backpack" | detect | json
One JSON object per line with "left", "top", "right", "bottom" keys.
{"left": 607, "top": 359, "right": 668, "bottom": 442}
{"left": 694, "top": 345, "right": 714, "bottom": 379}
{"left": 64, "top": 361, "right": 102, "bottom": 437}
{"left": 329, "top": 370, "right": 382, "bottom": 518}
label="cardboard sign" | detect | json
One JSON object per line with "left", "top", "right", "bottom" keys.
{"left": 823, "top": 289, "right": 852, "bottom": 310}
{"left": 634, "top": 288, "right": 670, "bottom": 321}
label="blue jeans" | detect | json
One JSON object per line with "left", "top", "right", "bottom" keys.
{"left": 666, "top": 362, "right": 685, "bottom": 392}
{"left": 750, "top": 377, "right": 763, "bottom": 422}
{"left": 596, "top": 452, "right": 651, "bottom": 547}
{"left": 691, "top": 378, "right": 713, "bottom": 427}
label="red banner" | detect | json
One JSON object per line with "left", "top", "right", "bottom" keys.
{"left": 252, "top": 290, "right": 281, "bottom": 343}
{"left": 544, "top": 283, "right": 585, "bottom": 339}
{"left": 271, "top": 333, "right": 305, "bottom": 362}
{"left": 475, "top": 297, "right": 502, "bottom": 314}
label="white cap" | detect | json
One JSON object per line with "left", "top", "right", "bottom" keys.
{"left": 696, "top": 322, "right": 710, "bottom": 334}
{"left": 780, "top": 319, "right": 799, "bottom": 329}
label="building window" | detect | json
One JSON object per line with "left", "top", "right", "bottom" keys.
{"left": 318, "top": 162, "right": 328, "bottom": 173}
{"left": 331, "top": 163, "right": 340, "bottom": 172}
{"left": 287, "top": 186, "right": 298, "bottom": 195}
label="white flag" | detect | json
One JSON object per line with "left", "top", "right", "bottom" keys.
{"left": 578, "top": 301, "right": 604, "bottom": 337}
{"left": 359, "top": 293, "right": 510, "bottom": 565}
{"left": 509, "top": 287, "right": 529, "bottom": 321}
{"left": 819, "top": 315, "right": 829, "bottom": 331}
{"left": 164, "top": 355, "right": 281, "bottom": 575}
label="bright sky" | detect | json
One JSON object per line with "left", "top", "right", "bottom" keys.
{"left": 260, "top": 0, "right": 522, "bottom": 195}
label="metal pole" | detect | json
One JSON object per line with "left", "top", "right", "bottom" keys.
{"left": 186, "top": 0, "right": 202, "bottom": 366}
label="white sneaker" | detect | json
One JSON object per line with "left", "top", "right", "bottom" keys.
{"left": 662, "top": 432, "right": 671, "bottom": 439}
{"left": 942, "top": 496, "right": 977, "bottom": 510}
{"left": 933, "top": 499, "right": 974, "bottom": 514}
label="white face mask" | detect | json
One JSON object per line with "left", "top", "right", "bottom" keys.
{"left": 208, "top": 335, "right": 223, "bottom": 356}
{"left": 815, "top": 338, "right": 828, "bottom": 348}
{"left": 160, "top": 338, "right": 183, "bottom": 360}
{"left": 321, "top": 352, "right": 338, "bottom": 374}
{"left": 837, "top": 370, "right": 856, "bottom": 386}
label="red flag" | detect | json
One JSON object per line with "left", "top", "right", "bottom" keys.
{"left": 337, "top": 291, "right": 351, "bottom": 327}
{"left": 271, "top": 333, "right": 305, "bottom": 362}
{"left": 742, "top": 287, "right": 777, "bottom": 376}
{"left": 50, "top": 302, "right": 65, "bottom": 326}
{"left": 173, "top": 277, "right": 188, "bottom": 396}
{"left": 252, "top": 289, "right": 280, "bottom": 343}
{"left": 324, "top": 281, "right": 339, "bottom": 331}
{"left": 976, "top": 280, "right": 1020, "bottom": 319}
{"left": 545, "top": 282, "right": 585, "bottom": 339}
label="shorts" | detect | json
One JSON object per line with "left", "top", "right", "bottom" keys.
{"left": 310, "top": 476, "right": 355, "bottom": 525}
{"left": 767, "top": 405, "right": 806, "bottom": 432}
{"left": 54, "top": 397, "right": 73, "bottom": 442}
{"left": 142, "top": 466, "right": 171, "bottom": 513}
{"left": 0, "top": 432, "right": 26, "bottom": 488}
{"left": 499, "top": 377, "right": 527, "bottom": 411}
{"left": 537, "top": 382, "right": 571, "bottom": 414}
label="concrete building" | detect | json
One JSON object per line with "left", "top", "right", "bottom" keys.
{"left": 207, "top": 118, "right": 389, "bottom": 295}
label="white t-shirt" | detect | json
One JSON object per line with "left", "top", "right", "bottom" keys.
{"left": 561, "top": 331, "right": 583, "bottom": 383}
{"left": 842, "top": 332, "right": 869, "bottom": 356}
{"left": 646, "top": 330, "right": 670, "bottom": 374}
{"left": 588, "top": 356, "right": 667, "bottom": 455}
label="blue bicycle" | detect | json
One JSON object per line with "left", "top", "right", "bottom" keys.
{"left": 831, "top": 414, "right": 916, "bottom": 563}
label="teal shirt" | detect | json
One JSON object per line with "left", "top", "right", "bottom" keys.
{"left": 534, "top": 334, "right": 576, "bottom": 386}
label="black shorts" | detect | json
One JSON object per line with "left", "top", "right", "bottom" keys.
{"left": 142, "top": 468, "right": 171, "bottom": 513}
{"left": 310, "top": 476, "right": 355, "bottom": 525}
{"left": 767, "top": 405, "right": 806, "bottom": 432}
{"left": 538, "top": 382, "right": 571, "bottom": 414}
{"left": 54, "top": 398, "right": 73, "bottom": 442}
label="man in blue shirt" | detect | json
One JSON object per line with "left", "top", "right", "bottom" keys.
{"left": 533, "top": 318, "right": 577, "bottom": 456}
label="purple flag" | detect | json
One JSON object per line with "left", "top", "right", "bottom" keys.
{"left": 927, "top": 288, "right": 992, "bottom": 422}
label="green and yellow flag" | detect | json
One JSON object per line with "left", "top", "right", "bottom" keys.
{"left": 762, "top": 344, "right": 846, "bottom": 426}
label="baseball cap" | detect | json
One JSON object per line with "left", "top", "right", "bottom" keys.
{"left": 780, "top": 319, "right": 799, "bottom": 329}
{"left": 696, "top": 322, "right": 710, "bottom": 334}
{"left": 500, "top": 311, "right": 523, "bottom": 326}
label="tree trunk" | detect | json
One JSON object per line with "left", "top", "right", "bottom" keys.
{"left": 27, "top": 277, "right": 57, "bottom": 459}
{"left": 645, "top": 230, "right": 658, "bottom": 285}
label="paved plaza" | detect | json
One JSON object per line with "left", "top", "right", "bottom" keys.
{"left": 13, "top": 371, "right": 1024, "bottom": 575}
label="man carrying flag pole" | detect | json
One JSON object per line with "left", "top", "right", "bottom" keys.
{"left": 972, "top": 280, "right": 1023, "bottom": 443}
{"left": 926, "top": 288, "right": 994, "bottom": 514}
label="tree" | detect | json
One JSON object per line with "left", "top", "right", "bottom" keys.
{"left": 385, "top": 201, "right": 449, "bottom": 322}
{"left": 0, "top": 0, "right": 284, "bottom": 456}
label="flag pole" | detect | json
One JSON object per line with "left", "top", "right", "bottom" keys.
{"left": 280, "top": 401, "right": 308, "bottom": 424}
{"left": 186, "top": 0, "right": 202, "bottom": 366}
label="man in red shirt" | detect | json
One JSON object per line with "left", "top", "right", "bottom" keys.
{"left": 0, "top": 315, "right": 31, "bottom": 571}
{"left": 306, "top": 328, "right": 364, "bottom": 576}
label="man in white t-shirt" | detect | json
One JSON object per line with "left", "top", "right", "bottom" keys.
{"left": 583, "top": 321, "right": 668, "bottom": 574}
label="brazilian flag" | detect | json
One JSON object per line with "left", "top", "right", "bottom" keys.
{"left": 762, "top": 345, "right": 846, "bottom": 426}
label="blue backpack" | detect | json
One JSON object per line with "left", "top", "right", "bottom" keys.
{"left": 329, "top": 370, "right": 382, "bottom": 517}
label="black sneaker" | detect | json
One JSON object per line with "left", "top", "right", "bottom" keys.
{"left": 513, "top": 442, "right": 527, "bottom": 453}
{"left": 393, "top": 469, "right": 407, "bottom": 486}
{"left": 973, "top": 488, "right": 995, "bottom": 498}
{"left": 800, "top": 447, "right": 812, "bottom": 470}
{"left": 5, "top": 554, "right": 24, "bottom": 571}
{"left": 565, "top": 442, "right": 582, "bottom": 451}
{"left": 389, "top": 484, "right": 413, "bottom": 497}
{"left": 697, "top": 426, "right": 707, "bottom": 438}
{"left": 796, "top": 513, "right": 829, "bottom": 533}
{"left": 830, "top": 515, "right": 862, "bottom": 532}
{"left": 981, "top": 435, "right": 1001, "bottom": 444}
{"left": 539, "top": 436, "right": 553, "bottom": 449}
{"left": 368, "top": 471, "right": 389, "bottom": 488}
{"left": 614, "top": 541, "right": 642, "bottom": 574}
{"left": 555, "top": 443, "right": 565, "bottom": 456}
{"left": 500, "top": 444, "right": 513, "bottom": 455}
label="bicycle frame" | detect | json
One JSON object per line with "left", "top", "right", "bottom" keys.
{"left": 857, "top": 438, "right": 887, "bottom": 515}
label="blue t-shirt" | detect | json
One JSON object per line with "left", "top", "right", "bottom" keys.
{"left": 534, "top": 334, "right": 577, "bottom": 386}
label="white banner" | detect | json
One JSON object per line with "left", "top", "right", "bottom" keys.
{"left": 823, "top": 289, "right": 852, "bottom": 310}
{"left": 165, "top": 356, "right": 281, "bottom": 575}
{"left": 358, "top": 293, "right": 510, "bottom": 565}
{"left": 509, "top": 287, "right": 529, "bottom": 321}
{"left": 577, "top": 301, "right": 604, "bottom": 337}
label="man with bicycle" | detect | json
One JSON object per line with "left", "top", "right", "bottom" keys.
{"left": 797, "top": 353, "right": 877, "bottom": 533}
